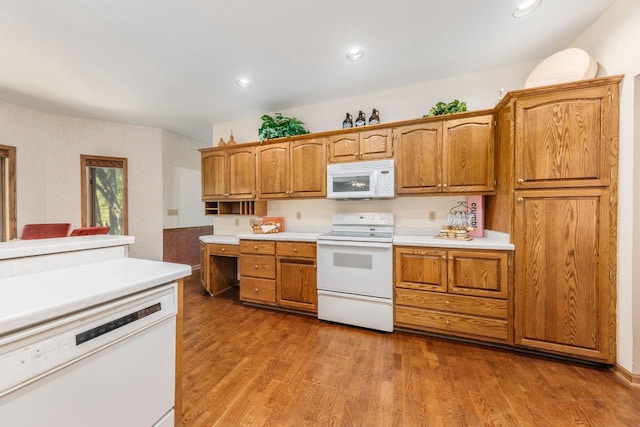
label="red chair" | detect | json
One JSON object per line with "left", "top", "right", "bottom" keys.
{"left": 21, "top": 223, "right": 71, "bottom": 240}
{"left": 69, "top": 226, "right": 110, "bottom": 236}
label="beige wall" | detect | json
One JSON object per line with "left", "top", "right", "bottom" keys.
{"left": 162, "top": 129, "right": 210, "bottom": 229}
{"left": 0, "top": 100, "right": 166, "bottom": 260}
{"left": 571, "top": 0, "right": 640, "bottom": 373}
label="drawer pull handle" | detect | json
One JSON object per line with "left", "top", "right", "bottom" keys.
{"left": 253, "top": 246, "right": 258, "bottom": 250}
{"left": 445, "top": 300, "right": 450, "bottom": 305}
{"left": 254, "top": 265, "right": 259, "bottom": 269}
{"left": 445, "top": 320, "right": 450, "bottom": 325}
{"left": 255, "top": 288, "right": 259, "bottom": 292}
{"left": 293, "top": 248, "right": 298, "bottom": 252}
{"left": 221, "top": 248, "right": 226, "bottom": 252}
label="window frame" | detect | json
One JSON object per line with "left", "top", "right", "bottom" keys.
{"left": 80, "top": 154, "right": 128, "bottom": 235}
{"left": 0, "top": 144, "right": 17, "bottom": 241}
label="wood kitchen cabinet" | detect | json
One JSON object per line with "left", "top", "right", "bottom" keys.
{"left": 201, "top": 145, "right": 256, "bottom": 200}
{"left": 276, "top": 241, "right": 317, "bottom": 313}
{"left": 485, "top": 75, "right": 621, "bottom": 364}
{"left": 256, "top": 137, "right": 326, "bottom": 199}
{"left": 395, "top": 114, "right": 495, "bottom": 195}
{"left": 200, "top": 242, "right": 239, "bottom": 296}
{"left": 513, "top": 189, "right": 614, "bottom": 362}
{"left": 327, "top": 127, "right": 392, "bottom": 163}
{"left": 394, "top": 246, "right": 510, "bottom": 343}
{"left": 514, "top": 84, "right": 615, "bottom": 189}
{"left": 239, "top": 240, "right": 277, "bottom": 305}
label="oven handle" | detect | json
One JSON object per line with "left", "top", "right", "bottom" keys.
{"left": 316, "top": 240, "right": 392, "bottom": 249}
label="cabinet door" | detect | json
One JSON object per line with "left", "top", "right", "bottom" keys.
{"left": 328, "top": 133, "right": 359, "bottom": 163}
{"left": 395, "top": 123, "right": 442, "bottom": 194}
{"left": 359, "top": 128, "right": 393, "bottom": 160}
{"left": 443, "top": 115, "right": 495, "bottom": 192}
{"left": 227, "top": 146, "right": 256, "bottom": 199}
{"left": 514, "top": 189, "right": 613, "bottom": 363}
{"left": 514, "top": 85, "right": 614, "bottom": 189}
{"left": 277, "top": 257, "right": 317, "bottom": 312}
{"left": 447, "top": 250, "right": 508, "bottom": 299}
{"left": 290, "top": 138, "right": 326, "bottom": 197}
{"left": 201, "top": 150, "right": 227, "bottom": 200}
{"left": 256, "top": 142, "right": 290, "bottom": 199}
{"left": 394, "top": 247, "right": 447, "bottom": 292}
{"left": 200, "top": 241, "right": 209, "bottom": 292}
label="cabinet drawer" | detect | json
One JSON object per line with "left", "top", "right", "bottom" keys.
{"left": 395, "top": 306, "right": 508, "bottom": 341}
{"left": 239, "top": 255, "right": 276, "bottom": 279}
{"left": 209, "top": 243, "right": 239, "bottom": 256}
{"left": 277, "top": 241, "right": 316, "bottom": 258}
{"left": 240, "top": 277, "right": 276, "bottom": 304}
{"left": 395, "top": 289, "right": 507, "bottom": 319}
{"left": 240, "top": 240, "right": 276, "bottom": 255}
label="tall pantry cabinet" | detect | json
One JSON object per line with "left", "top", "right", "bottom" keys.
{"left": 486, "top": 75, "right": 621, "bottom": 364}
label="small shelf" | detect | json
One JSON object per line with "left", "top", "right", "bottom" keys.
{"left": 204, "top": 200, "right": 267, "bottom": 216}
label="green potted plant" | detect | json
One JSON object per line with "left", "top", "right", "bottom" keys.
{"left": 423, "top": 99, "right": 467, "bottom": 117}
{"left": 258, "top": 113, "right": 309, "bottom": 142}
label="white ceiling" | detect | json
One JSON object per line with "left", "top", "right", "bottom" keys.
{"left": 0, "top": 1, "right": 615, "bottom": 142}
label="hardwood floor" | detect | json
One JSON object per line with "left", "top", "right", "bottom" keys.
{"left": 179, "top": 272, "right": 640, "bottom": 426}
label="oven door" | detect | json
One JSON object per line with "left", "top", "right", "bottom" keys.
{"left": 327, "top": 169, "right": 378, "bottom": 199}
{"left": 316, "top": 239, "right": 392, "bottom": 298}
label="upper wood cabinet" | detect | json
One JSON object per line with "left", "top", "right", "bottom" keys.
{"left": 513, "top": 188, "right": 614, "bottom": 363}
{"left": 256, "top": 137, "right": 326, "bottom": 199}
{"left": 328, "top": 128, "right": 392, "bottom": 163}
{"left": 201, "top": 145, "right": 256, "bottom": 200}
{"left": 395, "top": 114, "right": 495, "bottom": 195}
{"left": 514, "top": 84, "right": 616, "bottom": 189}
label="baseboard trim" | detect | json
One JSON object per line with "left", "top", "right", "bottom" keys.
{"left": 612, "top": 364, "right": 640, "bottom": 387}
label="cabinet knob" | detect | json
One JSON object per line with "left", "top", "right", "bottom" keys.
{"left": 293, "top": 248, "right": 298, "bottom": 252}
{"left": 445, "top": 300, "right": 450, "bottom": 305}
{"left": 253, "top": 246, "right": 258, "bottom": 250}
{"left": 254, "top": 264, "right": 259, "bottom": 269}
{"left": 255, "top": 288, "right": 259, "bottom": 292}
{"left": 442, "top": 183, "right": 448, "bottom": 188}
{"left": 221, "top": 248, "right": 226, "bottom": 252}
{"left": 517, "top": 178, "right": 524, "bottom": 183}
{"left": 517, "top": 197, "right": 524, "bottom": 202}
{"left": 445, "top": 320, "right": 450, "bottom": 325}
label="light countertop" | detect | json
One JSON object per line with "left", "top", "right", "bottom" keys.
{"left": 0, "top": 257, "right": 191, "bottom": 337}
{"left": 0, "top": 235, "right": 135, "bottom": 260}
{"left": 392, "top": 234, "right": 514, "bottom": 250}
{"left": 199, "top": 235, "right": 240, "bottom": 245}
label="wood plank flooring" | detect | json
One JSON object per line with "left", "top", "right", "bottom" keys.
{"left": 179, "top": 273, "right": 640, "bottom": 426}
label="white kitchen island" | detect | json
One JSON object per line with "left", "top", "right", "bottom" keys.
{"left": 0, "top": 236, "right": 191, "bottom": 427}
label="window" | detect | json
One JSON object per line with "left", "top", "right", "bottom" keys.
{"left": 0, "top": 144, "right": 17, "bottom": 241}
{"left": 81, "top": 155, "right": 128, "bottom": 235}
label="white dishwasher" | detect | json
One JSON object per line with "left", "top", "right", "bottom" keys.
{"left": 0, "top": 282, "right": 177, "bottom": 427}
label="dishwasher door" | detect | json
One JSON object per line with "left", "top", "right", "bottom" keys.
{"left": 0, "top": 283, "right": 177, "bottom": 427}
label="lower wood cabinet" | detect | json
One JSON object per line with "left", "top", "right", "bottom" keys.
{"left": 239, "top": 240, "right": 277, "bottom": 305}
{"left": 276, "top": 242, "right": 317, "bottom": 313}
{"left": 394, "top": 246, "right": 511, "bottom": 343}
{"left": 239, "top": 240, "right": 317, "bottom": 313}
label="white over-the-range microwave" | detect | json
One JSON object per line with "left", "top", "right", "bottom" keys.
{"left": 326, "top": 159, "right": 395, "bottom": 199}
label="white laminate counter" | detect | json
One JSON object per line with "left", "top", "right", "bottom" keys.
{"left": 0, "top": 257, "right": 192, "bottom": 336}
{"left": 394, "top": 229, "right": 514, "bottom": 250}
{"left": 199, "top": 235, "right": 240, "bottom": 245}
{"left": 0, "top": 235, "right": 135, "bottom": 260}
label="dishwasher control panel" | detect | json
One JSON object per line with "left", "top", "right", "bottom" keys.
{"left": 0, "top": 283, "right": 176, "bottom": 397}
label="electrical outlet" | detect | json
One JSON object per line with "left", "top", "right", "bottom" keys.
{"left": 167, "top": 209, "right": 178, "bottom": 216}
{"left": 296, "top": 212, "right": 301, "bottom": 220}
{"left": 428, "top": 210, "right": 436, "bottom": 221}
{"left": 234, "top": 218, "right": 239, "bottom": 226}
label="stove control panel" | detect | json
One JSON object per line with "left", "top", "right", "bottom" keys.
{"left": 331, "top": 213, "right": 394, "bottom": 226}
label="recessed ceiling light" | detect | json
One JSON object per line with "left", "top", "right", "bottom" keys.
{"left": 346, "top": 48, "right": 364, "bottom": 61}
{"left": 236, "top": 78, "right": 251, "bottom": 88}
{"left": 513, "top": 0, "right": 542, "bottom": 18}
